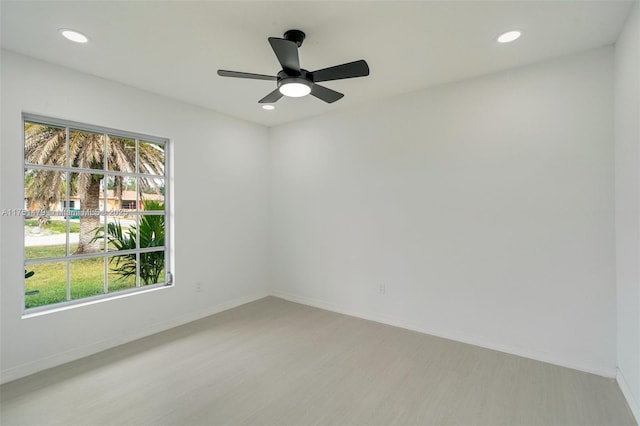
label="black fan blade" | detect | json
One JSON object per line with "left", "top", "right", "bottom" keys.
{"left": 259, "top": 88, "right": 284, "bottom": 104}
{"left": 310, "top": 84, "right": 344, "bottom": 103}
{"left": 268, "top": 37, "right": 300, "bottom": 72}
{"left": 217, "top": 70, "right": 277, "bottom": 81}
{"left": 311, "top": 60, "right": 369, "bottom": 83}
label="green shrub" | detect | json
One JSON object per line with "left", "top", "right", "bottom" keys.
{"left": 92, "top": 200, "right": 164, "bottom": 285}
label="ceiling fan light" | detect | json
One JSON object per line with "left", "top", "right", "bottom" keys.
{"left": 279, "top": 82, "right": 311, "bottom": 98}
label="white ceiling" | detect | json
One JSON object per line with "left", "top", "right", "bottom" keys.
{"left": 1, "top": 1, "right": 634, "bottom": 127}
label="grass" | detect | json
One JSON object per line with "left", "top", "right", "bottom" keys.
{"left": 25, "top": 219, "right": 80, "bottom": 234}
{"left": 25, "top": 243, "right": 69, "bottom": 260}
{"left": 26, "top": 241, "right": 111, "bottom": 260}
{"left": 24, "top": 244, "right": 163, "bottom": 309}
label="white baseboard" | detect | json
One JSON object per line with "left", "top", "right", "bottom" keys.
{"left": 617, "top": 368, "right": 640, "bottom": 425}
{"left": 1, "top": 291, "right": 269, "bottom": 384}
{"left": 271, "top": 290, "right": 616, "bottom": 379}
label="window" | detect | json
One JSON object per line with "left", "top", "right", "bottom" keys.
{"left": 23, "top": 114, "right": 171, "bottom": 312}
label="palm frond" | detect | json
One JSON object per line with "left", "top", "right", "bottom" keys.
{"left": 107, "top": 137, "right": 136, "bottom": 173}
{"left": 138, "top": 141, "right": 164, "bottom": 175}
{"left": 91, "top": 202, "right": 165, "bottom": 285}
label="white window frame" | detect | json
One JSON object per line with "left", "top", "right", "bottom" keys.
{"left": 23, "top": 113, "right": 172, "bottom": 314}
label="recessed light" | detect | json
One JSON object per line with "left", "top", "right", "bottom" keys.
{"left": 262, "top": 105, "right": 275, "bottom": 110}
{"left": 60, "top": 29, "right": 89, "bottom": 44}
{"left": 497, "top": 30, "right": 521, "bottom": 43}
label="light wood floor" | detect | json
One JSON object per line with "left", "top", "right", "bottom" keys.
{"left": 1, "top": 297, "right": 636, "bottom": 425}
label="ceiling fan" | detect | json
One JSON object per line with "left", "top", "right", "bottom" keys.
{"left": 217, "top": 29, "right": 370, "bottom": 104}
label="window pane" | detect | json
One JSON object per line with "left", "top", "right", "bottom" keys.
{"left": 108, "top": 255, "right": 137, "bottom": 292}
{"left": 105, "top": 216, "right": 135, "bottom": 252}
{"left": 25, "top": 214, "right": 68, "bottom": 260}
{"left": 24, "top": 169, "right": 69, "bottom": 260}
{"left": 107, "top": 136, "right": 136, "bottom": 172}
{"left": 24, "top": 122, "right": 66, "bottom": 166}
{"left": 24, "top": 261, "right": 67, "bottom": 309}
{"left": 70, "top": 257, "right": 104, "bottom": 299}
{"left": 106, "top": 175, "right": 138, "bottom": 212}
{"left": 139, "top": 214, "right": 165, "bottom": 249}
{"left": 69, "top": 129, "right": 105, "bottom": 170}
{"left": 25, "top": 168, "right": 66, "bottom": 214}
{"left": 138, "top": 141, "right": 165, "bottom": 176}
{"left": 139, "top": 177, "right": 164, "bottom": 210}
{"left": 70, "top": 172, "right": 106, "bottom": 255}
{"left": 140, "top": 251, "right": 165, "bottom": 286}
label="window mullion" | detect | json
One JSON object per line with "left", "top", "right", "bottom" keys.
{"left": 103, "top": 133, "right": 108, "bottom": 294}
{"left": 65, "top": 127, "right": 71, "bottom": 258}
{"left": 136, "top": 139, "right": 140, "bottom": 288}
{"left": 65, "top": 171, "right": 71, "bottom": 258}
{"left": 65, "top": 127, "right": 71, "bottom": 301}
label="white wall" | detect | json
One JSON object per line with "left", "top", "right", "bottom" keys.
{"left": 270, "top": 47, "right": 616, "bottom": 376}
{"left": 615, "top": 2, "right": 640, "bottom": 422}
{"left": 0, "top": 50, "right": 270, "bottom": 383}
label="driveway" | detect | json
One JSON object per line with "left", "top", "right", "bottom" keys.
{"left": 24, "top": 217, "right": 136, "bottom": 247}
{"left": 25, "top": 233, "right": 79, "bottom": 247}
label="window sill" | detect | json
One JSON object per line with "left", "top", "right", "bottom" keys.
{"left": 22, "top": 283, "right": 174, "bottom": 319}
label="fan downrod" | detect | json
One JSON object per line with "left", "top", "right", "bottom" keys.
{"left": 284, "top": 29, "right": 305, "bottom": 47}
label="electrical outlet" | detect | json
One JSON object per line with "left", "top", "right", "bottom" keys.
{"left": 195, "top": 282, "right": 203, "bottom": 293}
{"left": 379, "top": 283, "right": 386, "bottom": 295}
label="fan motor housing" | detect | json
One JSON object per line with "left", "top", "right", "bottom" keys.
{"left": 283, "top": 29, "right": 306, "bottom": 47}
{"left": 277, "top": 69, "right": 311, "bottom": 82}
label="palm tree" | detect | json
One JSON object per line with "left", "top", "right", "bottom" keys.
{"left": 24, "top": 123, "right": 164, "bottom": 254}
{"left": 92, "top": 200, "right": 165, "bottom": 285}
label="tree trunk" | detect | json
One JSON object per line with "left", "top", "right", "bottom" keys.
{"left": 74, "top": 177, "right": 101, "bottom": 254}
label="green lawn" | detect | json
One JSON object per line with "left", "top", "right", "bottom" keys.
{"left": 26, "top": 233, "right": 128, "bottom": 260}
{"left": 25, "top": 219, "right": 80, "bottom": 234}
{"left": 25, "top": 243, "right": 68, "bottom": 259}
{"left": 24, "top": 244, "right": 144, "bottom": 309}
